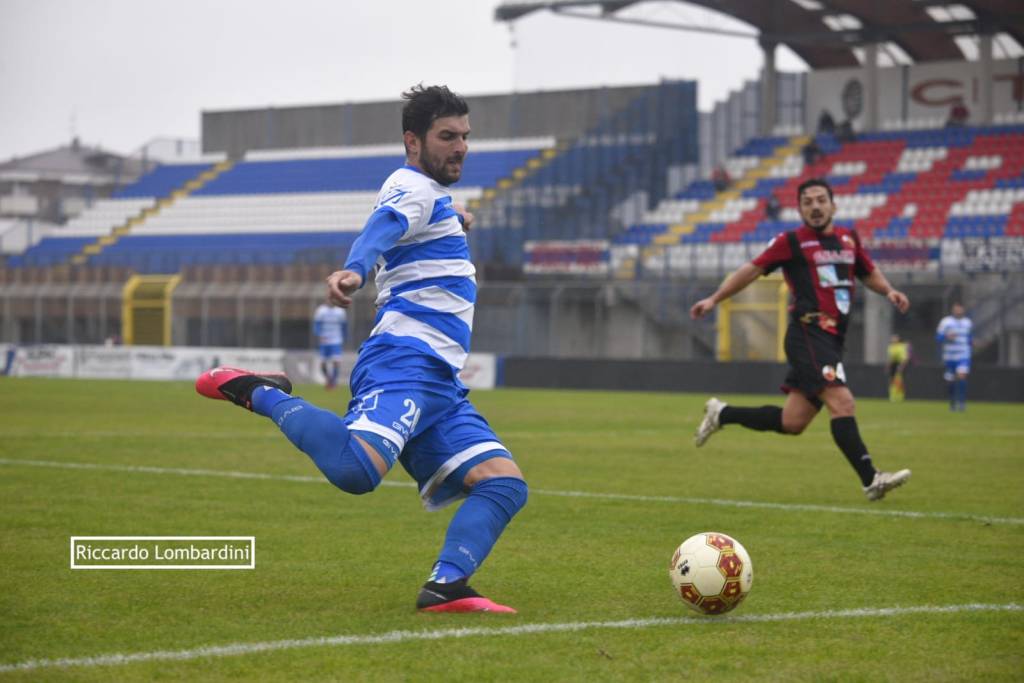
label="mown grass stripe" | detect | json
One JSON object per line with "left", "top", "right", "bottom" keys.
{"left": 1, "top": 603, "right": 1019, "bottom": 673}
{"left": 2, "top": 457, "right": 1022, "bottom": 526}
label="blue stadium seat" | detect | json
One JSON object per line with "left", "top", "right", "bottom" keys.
{"left": 86, "top": 232, "right": 360, "bottom": 273}
{"left": 196, "top": 151, "right": 540, "bottom": 196}
{"left": 7, "top": 236, "right": 96, "bottom": 267}
{"left": 115, "top": 164, "right": 213, "bottom": 199}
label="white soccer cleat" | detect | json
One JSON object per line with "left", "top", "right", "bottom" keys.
{"left": 863, "top": 469, "right": 912, "bottom": 501}
{"left": 694, "top": 397, "right": 726, "bottom": 447}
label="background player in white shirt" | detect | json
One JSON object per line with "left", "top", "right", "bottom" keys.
{"left": 936, "top": 302, "right": 973, "bottom": 411}
{"left": 313, "top": 301, "right": 347, "bottom": 389}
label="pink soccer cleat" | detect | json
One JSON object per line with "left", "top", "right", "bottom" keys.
{"left": 195, "top": 366, "right": 292, "bottom": 411}
{"left": 416, "top": 579, "right": 517, "bottom": 613}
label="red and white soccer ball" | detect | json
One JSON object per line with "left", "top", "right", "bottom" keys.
{"left": 669, "top": 531, "right": 753, "bottom": 615}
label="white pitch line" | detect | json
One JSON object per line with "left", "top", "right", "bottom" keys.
{"left": 1, "top": 457, "right": 1022, "bottom": 526}
{"left": 528, "top": 488, "right": 1024, "bottom": 526}
{"left": 0, "top": 603, "right": 1019, "bottom": 673}
{"left": 0, "top": 457, "right": 398, "bottom": 487}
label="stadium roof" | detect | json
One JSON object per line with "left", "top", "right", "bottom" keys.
{"left": 495, "top": 1, "right": 1024, "bottom": 68}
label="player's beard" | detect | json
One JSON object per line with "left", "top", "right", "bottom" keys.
{"left": 804, "top": 210, "right": 832, "bottom": 232}
{"left": 418, "top": 143, "right": 463, "bottom": 186}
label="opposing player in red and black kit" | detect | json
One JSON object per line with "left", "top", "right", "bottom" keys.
{"left": 689, "top": 178, "right": 912, "bottom": 501}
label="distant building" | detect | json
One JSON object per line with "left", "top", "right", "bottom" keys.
{"left": 0, "top": 138, "right": 146, "bottom": 224}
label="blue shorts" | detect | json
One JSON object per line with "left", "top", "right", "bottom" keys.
{"left": 343, "top": 345, "right": 511, "bottom": 511}
{"left": 319, "top": 343, "right": 342, "bottom": 361}
{"left": 944, "top": 359, "right": 970, "bottom": 380}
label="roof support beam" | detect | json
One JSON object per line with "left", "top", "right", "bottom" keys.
{"left": 760, "top": 40, "right": 778, "bottom": 136}
{"left": 765, "top": 15, "right": 1024, "bottom": 47}
{"left": 548, "top": 6, "right": 759, "bottom": 40}
{"left": 865, "top": 42, "right": 880, "bottom": 131}
{"left": 979, "top": 31, "right": 994, "bottom": 124}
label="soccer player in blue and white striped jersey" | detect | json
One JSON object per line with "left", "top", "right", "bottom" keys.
{"left": 197, "top": 85, "right": 527, "bottom": 613}
{"left": 313, "top": 301, "right": 346, "bottom": 389}
{"left": 936, "top": 302, "right": 973, "bottom": 412}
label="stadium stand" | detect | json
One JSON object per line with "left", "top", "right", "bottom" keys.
{"left": 60, "top": 198, "right": 158, "bottom": 236}
{"left": 6, "top": 141, "right": 553, "bottom": 273}
{"left": 113, "top": 163, "right": 213, "bottom": 199}
{"left": 475, "top": 81, "right": 697, "bottom": 266}
{"left": 612, "top": 123, "right": 1024, "bottom": 250}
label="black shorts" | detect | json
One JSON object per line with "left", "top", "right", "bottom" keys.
{"left": 782, "top": 320, "right": 847, "bottom": 408}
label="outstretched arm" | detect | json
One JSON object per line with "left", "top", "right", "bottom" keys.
{"left": 327, "top": 209, "right": 407, "bottom": 307}
{"left": 690, "top": 262, "right": 765, "bottom": 319}
{"left": 862, "top": 267, "right": 910, "bottom": 313}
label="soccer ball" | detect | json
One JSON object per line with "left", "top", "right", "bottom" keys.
{"left": 668, "top": 531, "right": 753, "bottom": 615}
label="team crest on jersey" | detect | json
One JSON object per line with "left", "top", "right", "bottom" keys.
{"left": 355, "top": 389, "right": 384, "bottom": 413}
{"left": 377, "top": 185, "right": 409, "bottom": 209}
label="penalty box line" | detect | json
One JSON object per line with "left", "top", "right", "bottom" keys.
{"left": 1, "top": 456, "right": 1023, "bottom": 527}
{"left": 0, "top": 603, "right": 1020, "bottom": 673}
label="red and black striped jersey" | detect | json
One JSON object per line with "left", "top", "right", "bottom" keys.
{"left": 751, "top": 225, "right": 876, "bottom": 338}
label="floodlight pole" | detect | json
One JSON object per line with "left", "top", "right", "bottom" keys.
{"left": 502, "top": 4, "right": 782, "bottom": 136}
{"left": 979, "top": 31, "right": 994, "bottom": 125}
{"left": 865, "top": 41, "right": 880, "bottom": 132}
{"left": 759, "top": 39, "right": 778, "bottom": 137}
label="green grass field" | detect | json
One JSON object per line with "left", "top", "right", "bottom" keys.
{"left": 1, "top": 377, "right": 1022, "bottom": 681}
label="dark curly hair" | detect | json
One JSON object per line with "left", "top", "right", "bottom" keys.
{"left": 401, "top": 84, "right": 469, "bottom": 140}
{"left": 797, "top": 177, "right": 834, "bottom": 202}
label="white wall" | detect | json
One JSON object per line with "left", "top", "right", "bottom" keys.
{"left": 0, "top": 344, "right": 498, "bottom": 389}
{"left": 806, "top": 57, "right": 1024, "bottom": 130}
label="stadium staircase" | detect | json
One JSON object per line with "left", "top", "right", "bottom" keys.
{"left": 467, "top": 142, "right": 568, "bottom": 216}
{"left": 651, "top": 135, "right": 809, "bottom": 247}
{"left": 478, "top": 81, "right": 697, "bottom": 267}
{"left": 608, "top": 134, "right": 808, "bottom": 279}
{"left": 68, "top": 160, "right": 235, "bottom": 266}
{"left": 591, "top": 123, "right": 1024, "bottom": 281}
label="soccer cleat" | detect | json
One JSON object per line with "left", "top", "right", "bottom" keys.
{"left": 195, "top": 366, "right": 292, "bottom": 411}
{"left": 416, "top": 579, "right": 516, "bottom": 613}
{"left": 863, "top": 469, "right": 912, "bottom": 501}
{"left": 694, "top": 397, "right": 726, "bottom": 447}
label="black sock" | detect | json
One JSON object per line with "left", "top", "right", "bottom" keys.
{"left": 830, "top": 416, "right": 876, "bottom": 486}
{"left": 719, "top": 406, "right": 784, "bottom": 433}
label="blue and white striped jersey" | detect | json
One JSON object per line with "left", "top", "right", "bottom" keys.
{"left": 936, "top": 315, "right": 972, "bottom": 362}
{"left": 313, "top": 304, "right": 347, "bottom": 345}
{"left": 362, "top": 166, "right": 475, "bottom": 373}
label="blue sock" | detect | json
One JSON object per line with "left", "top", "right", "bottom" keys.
{"left": 251, "top": 386, "right": 293, "bottom": 418}
{"left": 434, "top": 477, "right": 528, "bottom": 579}
{"left": 429, "top": 561, "right": 467, "bottom": 584}
{"left": 266, "top": 396, "right": 382, "bottom": 494}
{"left": 956, "top": 379, "right": 968, "bottom": 407}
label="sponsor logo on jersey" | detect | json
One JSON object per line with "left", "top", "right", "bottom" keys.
{"left": 812, "top": 249, "right": 855, "bottom": 265}
{"left": 835, "top": 288, "right": 851, "bottom": 314}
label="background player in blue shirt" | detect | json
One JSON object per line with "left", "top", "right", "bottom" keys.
{"left": 197, "top": 85, "right": 528, "bottom": 613}
{"left": 936, "top": 302, "right": 973, "bottom": 412}
{"left": 313, "top": 300, "right": 347, "bottom": 389}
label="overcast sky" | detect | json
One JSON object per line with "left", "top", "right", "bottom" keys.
{"left": 0, "top": 0, "right": 806, "bottom": 160}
